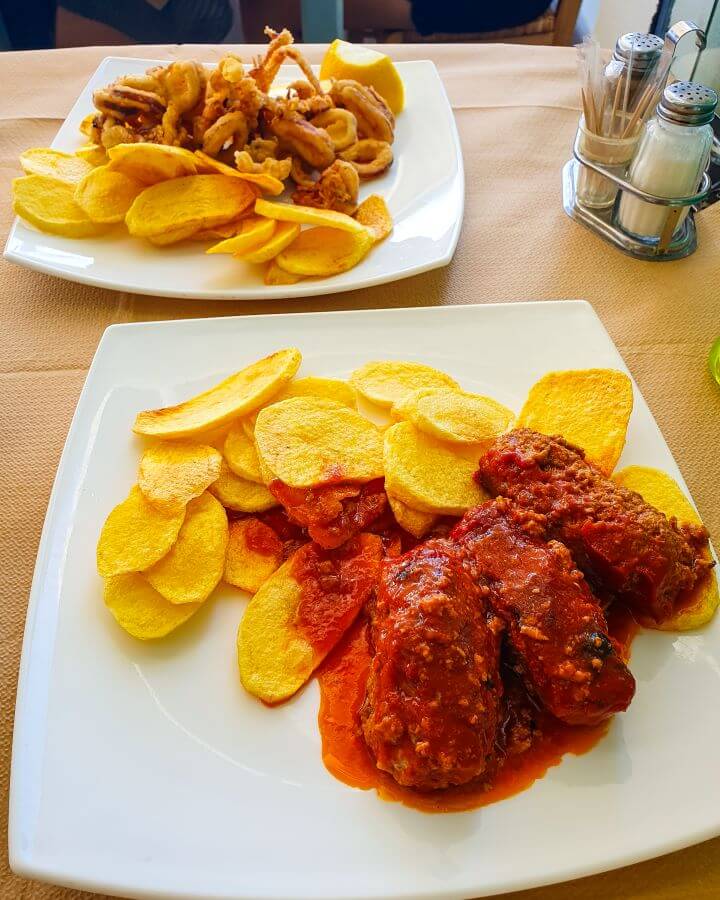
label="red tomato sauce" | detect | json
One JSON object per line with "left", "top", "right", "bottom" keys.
{"left": 243, "top": 518, "right": 283, "bottom": 557}
{"left": 292, "top": 535, "right": 383, "bottom": 658}
{"left": 317, "top": 605, "right": 638, "bottom": 813}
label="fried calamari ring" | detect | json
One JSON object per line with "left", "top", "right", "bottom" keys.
{"left": 202, "top": 111, "right": 249, "bottom": 157}
{"left": 339, "top": 139, "right": 393, "bottom": 177}
{"left": 330, "top": 79, "right": 394, "bottom": 143}
{"left": 246, "top": 137, "right": 280, "bottom": 162}
{"left": 94, "top": 84, "right": 166, "bottom": 119}
{"left": 269, "top": 112, "right": 335, "bottom": 171}
{"left": 310, "top": 109, "right": 358, "bottom": 151}
{"left": 290, "top": 156, "right": 316, "bottom": 188}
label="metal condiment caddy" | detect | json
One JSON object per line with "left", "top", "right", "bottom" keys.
{"left": 564, "top": 21, "right": 717, "bottom": 261}
{"left": 562, "top": 139, "right": 713, "bottom": 261}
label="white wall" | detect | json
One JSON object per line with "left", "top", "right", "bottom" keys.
{"left": 579, "top": 0, "right": 659, "bottom": 48}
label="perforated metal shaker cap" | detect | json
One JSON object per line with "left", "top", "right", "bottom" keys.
{"left": 613, "top": 32, "right": 663, "bottom": 71}
{"left": 658, "top": 81, "right": 718, "bottom": 126}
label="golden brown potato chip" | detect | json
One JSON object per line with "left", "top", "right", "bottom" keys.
{"left": 242, "top": 222, "right": 301, "bottom": 264}
{"left": 255, "top": 197, "right": 370, "bottom": 234}
{"left": 384, "top": 421, "right": 486, "bottom": 514}
{"left": 394, "top": 388, "right": 515, "bottom": 444}
{"left": 138, "top": 441, "right": 222, "bottom": 511}
{"left": 13, "top": 175, "right": 108, "bottom": 238}
{"left": 107, "top": 142, "right": 198, "bottom": 184}
{"left": 147, "top": 224, "right": 198, "bottom": 246}
{"left": 518, "top": 369, "right": 633, "bottom": 475}
{"left": 244, "top": 376, "right": 356, "bottom": 432}
{"left": 351, "top": 360, "right": 459, "bottom": 409}
{"left": 74, "top": 165, "right": 145, "bottom": 224}
{"left": 194, "top": 151, "right": 284, "bottom": 195}
{"left": 254, "top": 397, "right": 383, "bottom": 488}
{"left": 145, "top": 492, "right": 228, "bottom": 604}
{"left": 208, "top": 460, "right": 278, "bottom": 512}
{"left": 190, "top": 217, "right": 250, "bottom": 242}
{"left": 265, "top": 260, "right": 303, "bottom": 285}
{"left": 133, "top": 348, "right": 302, "bottom": 438}
{"left": 20, "top": 148, "right": 94, "bottom": 184}
{"left": 224, "top": 517, "right": 283, "bottom": 593}
{"left": 355, "top": 194, "right": 392, "bottom": 241}
{"left": 612, "top": 466, "right": 718, "bottom": 631}
{"left": 125, "top": 175, "right": 256, "bottom": 238}
{"left": 387, "top": 493, "right": 437, "bottom": 539}
{"left": 238, "top": 535, "right": 382, "bottom": 703}
{"left": 275, "top": 226, "right": 373, "bottom": 276}
{"left": 224, "top": 424, "right": 263, "bottom": 483}
{"left": 75, "top": 143, "right": 107, "bottom": 166}
{"left": 104, "top": 573, "right": 201, "bottom": 639}
{"left": 238, "top": 556, "right": 312, "bottom": 702}
{"left": 97, "top": 485, "right": 185, "bottom": 577}
{"left": 206, "top": 216, "right": 276, "bottom": 255}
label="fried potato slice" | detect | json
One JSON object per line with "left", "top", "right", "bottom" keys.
{"left": 255, "top": 197, "right": 370, "bottom": 234}
{"left": 242, "top": 222, "right": 300, "bottom": 263}
{"left": 384, "top": 421, "right": 486, "bottom": 515}
{"left": 104, "top": 573, "right": 201, "bottom": 639}
{"left": 126, "top": 174, "right": 256, "bottom": 238}
{"left": 145, "top": 492, "right": 228, "bottom": 604}
{"left": 351, "top": 360, "right": 459, "bottom": 409}
{"left": 224, "top": 517, "right": 283, "bottom": 593}
{"left": 13, "top": 175, "right": 108, "bottom": 238}
{"left": 206, "top": 216, "right": 276, "bottom": 255}
{"left": 138, "top": 441, "right": 222, "bottom": 512}
{"left": 190, "top": 216, "right": 252, "bottom": 242}
{"left": 107, "top": 142, "right": 198, "bottom": 184}
{"left": 238, "top": 556, "right": 310, "bottom": 702}
{"left": 355, "top": 194, "right": 393, "bottom": 241}
{"left": 238, "top": 535, "right": 382, "bottom": 703}
{"left": 79, "top": 114, "right": 96, "bottom": 139}
{"left": 74, "top": 165, "right": 145, "bottom": 224}
{"left": 75, "top": 143, "right": 107, "bottom": 166}
{"left": 194, "top": 151, "right": 284, "bottom": 195}
{"left": 147, "top": 224, "right": 198, "bottom": 245}
{"left": 387, "top": 493, "right": 437, "bottom": 538}
{"left": 245, "top": 376, "right": 356, "bottom": 431}
{"left": 612, "top": 466, "right": 718, "bottom": 631}
{"left": 97, "top": 485, "right": 185, "bottom": 577}
{"left": 254, "top": 397, "right": 384, "bottom": 488}
{"left": 518, "top": 369, "right": 633, "bottom": 475}
{"left": 394, "top": 387, "right": 515, "bottom": 444}
{"left": 209, "top": 460, "right": 278, "bottom": 512}
{"left": 20, "top": 148, "right": 94, "bottom": 184}
{"left": 224, "top": 423, "right": 263, "bottom": 483}
{"left": 133, "top": 348, "right": 301, "bottom": 438}
{"left": 265, "top": 260, "right": 303, "bottom": 285}
{"left": 276, "top": 226, "right": 373, "bottom": 276}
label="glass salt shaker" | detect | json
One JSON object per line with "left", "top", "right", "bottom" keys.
{"left": 616, "top": 81, "right": 717, "bottom": 242}
{"left": 607, "top": 32, "right": 663, "bottom": 107}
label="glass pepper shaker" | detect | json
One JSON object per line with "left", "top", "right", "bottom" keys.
{"left": 608, "top": 33, "right": 663, "bottom": 106}
{"left": 616, "top": 81, "right": 717, "bottom": 242}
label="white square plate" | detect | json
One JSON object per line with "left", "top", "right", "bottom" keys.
{"left": 3, "top": 57, "right": 463, "bottom": 301}
{"left": 11, "top": 301, "right": 720, "bottom": 900}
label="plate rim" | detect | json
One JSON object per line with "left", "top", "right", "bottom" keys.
{"left": 2, "top": 56, "right": 464, "bottom": 301}
{"left": 10, "top": 300, "right": 720, "bottom": 900}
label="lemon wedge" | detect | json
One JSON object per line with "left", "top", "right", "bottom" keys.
{"left": 320, "top": 40, "right": 405, "bottom": 115}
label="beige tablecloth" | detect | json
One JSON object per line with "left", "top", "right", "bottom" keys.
{"left": 1, "top": 42, "right": 720, "bottom": 900}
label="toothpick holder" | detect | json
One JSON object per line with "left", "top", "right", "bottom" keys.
{"left": 563, "top": 132, "right": 712, "bottom": 261}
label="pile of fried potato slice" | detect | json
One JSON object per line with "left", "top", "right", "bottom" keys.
{"left": 12, "top": 141, "right": 393, "bottom": 285}
{"left": 95, "top": 351, "right": 718, "bottom": 709}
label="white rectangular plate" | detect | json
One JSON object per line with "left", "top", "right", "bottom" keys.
{"left": 3, "top": 57, "right": 463, "bottom": 300}
{"left": 11, "top": 301, "right": 720, "bottom": 900}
